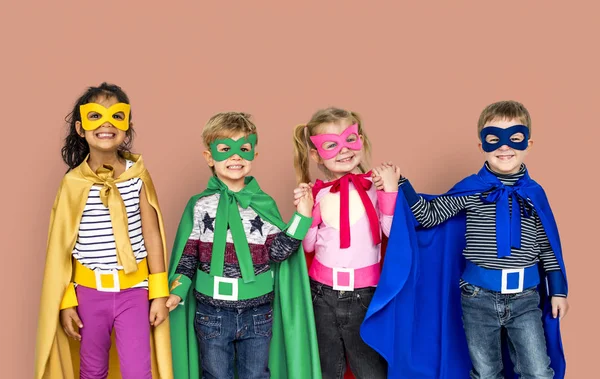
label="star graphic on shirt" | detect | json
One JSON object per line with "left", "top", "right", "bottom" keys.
{"left": 203, "top": 213, "right": 215, "bottom": 233}
{"left": 250, "top": 215, "right": 264, "bottom": 236}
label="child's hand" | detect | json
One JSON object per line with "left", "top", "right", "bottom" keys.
{"left": 373, "top": 162, "right": 401, "bottom": 192}
{"left": 371, "top": 168, "right": 385, "bottom": 191}
{"left": 149, "top": 297, "right": 169, "bottom": 327}
{"left": 293, "top": 182, "right": 313, "bottom": 205}
{"left": 60, "top": 307, "right": 83, "bottom": 341}
{"left": 551, "top": 296, "right": 569, "bottom": 319}
{"left": 294, "top": 183, "right": 314, "bottom": 218}
{"left": 165, "top": 294, "right": 182, "bottom": 312}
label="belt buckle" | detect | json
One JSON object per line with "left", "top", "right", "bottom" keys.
{"left": 213, "top": 276, "right": 238, "bottom": 301}
{"left": 333, "top": 268, "right": 355, "bottom": 291}
{"left": 501, "top": 268, "right": 524, "bottom": 294}
{"left": 94, "top": 269, "right": 120, "bottom": 292}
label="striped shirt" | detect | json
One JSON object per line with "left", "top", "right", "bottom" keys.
{"left": 72, "top": 160, "right": 148, "bottom": 288}
{"left": 400, "top": 164, "right": 565, "bottom": 294}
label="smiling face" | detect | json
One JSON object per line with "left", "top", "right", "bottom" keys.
{"left": 203, "top": 132, "right": 256, "bottom": 191}
{"left": 75, "top": 95, "right": 128, "bottom": 155}
{"left": 310, "top": 119, "right": 364, "bottom": 179}
{"left": 479, "top": 118, "right": 532, "bottom": 175}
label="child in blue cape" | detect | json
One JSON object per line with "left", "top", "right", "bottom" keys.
{"left": 362, "top": 100, "right": 569, "bottom": 379}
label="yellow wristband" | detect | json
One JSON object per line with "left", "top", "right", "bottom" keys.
{"left": 148, "top": 272, "right": 169, "bottom": 299}
{"left": 60, "top": 282, "right": 78, "bottom": 310}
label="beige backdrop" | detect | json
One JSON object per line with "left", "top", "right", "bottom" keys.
{"left": 1, "top": 1, "right": 597, "bottom": 378}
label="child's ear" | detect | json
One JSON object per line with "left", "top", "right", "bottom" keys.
{"left": 254, "top": 151, "right": 259, "bottom": 160}
{"left": 202, "top": 150, "right": 215, "bottom": 167}
{"left": 477, "top": 141, "right": 484, "bottom": 153}
{"left": 527, "top": 139, "right": 534, "bottom": 150}
{"left": 310, "top": 149, "right": 322, "bottom": 164}
{"left": 75, "top": 121, "right": 85, "bottom": 137}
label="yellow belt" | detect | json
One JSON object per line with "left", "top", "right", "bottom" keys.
{"left": 74, "top": 258, "right": 149, "bottom": 292}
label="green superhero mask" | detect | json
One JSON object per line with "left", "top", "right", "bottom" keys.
{"left": 210, "top": 134, "right": 257, "bottom": 161}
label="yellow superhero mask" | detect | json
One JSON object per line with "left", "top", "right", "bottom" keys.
{"left": 79, "top": 103, "right": 131, "bottom": 131}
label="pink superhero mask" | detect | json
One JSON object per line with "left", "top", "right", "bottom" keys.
{"left": 310, "top": 123, "right": 363, "bottom": 160}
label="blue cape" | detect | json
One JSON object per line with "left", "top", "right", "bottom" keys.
{"left": 361, "top": 166, "right": 567, "bottom": 378}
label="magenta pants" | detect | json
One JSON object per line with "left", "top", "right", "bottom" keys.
{"left": 76, "top": 285, "right": 151, "bottom": 379}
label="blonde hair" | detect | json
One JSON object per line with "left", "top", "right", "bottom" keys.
{"left": 477, "top": 100, "right": 532, "bottom": 138}
{"left": 202, "top": 112, "right": 258, "bottom": 174}
{"left": 202, "top": 112, "right": 258, "bottom": 147}
{"left": 293, "top": 107, "right": 372, "bottom": 184}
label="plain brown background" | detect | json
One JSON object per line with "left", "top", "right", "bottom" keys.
{"left": 1, "top": 1, "right": 597, "bottom": 378}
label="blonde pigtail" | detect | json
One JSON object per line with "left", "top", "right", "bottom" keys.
{"left": 293, "top": 124, "right": 312, "bottom": 184}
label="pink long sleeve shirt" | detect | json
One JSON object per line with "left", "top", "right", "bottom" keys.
{"left": 303, "top": 177, "right": 397, "bottom": 289}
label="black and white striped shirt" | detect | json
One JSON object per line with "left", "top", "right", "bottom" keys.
{"left": 72, "top": 160, "right": 148, "bottom": 288}
{"left": 400, "top": 164, "right": 563, "bottom": 291}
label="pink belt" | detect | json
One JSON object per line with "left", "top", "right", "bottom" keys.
{"left": 309, "top": 259, "right": 381, "bottom": 291}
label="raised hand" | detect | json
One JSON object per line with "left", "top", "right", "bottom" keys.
{"left": 294, "top": 183, "right": 314, "bottom": 217}
{"left": 373, "top": 162, "right": 401, "bottom": 192}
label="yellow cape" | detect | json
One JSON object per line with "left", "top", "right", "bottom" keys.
{"left": 35, "top": 153, "right": 173, "bottom": 379}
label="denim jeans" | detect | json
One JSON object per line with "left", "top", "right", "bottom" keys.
{"left": 310, "top": 280, "right": 387, "bottom": 379}
{"left": 461, "top": 284, "right": 554, "bottom": 379}
{"left": 194, "top": 301, "right": 273, "bottom": 379}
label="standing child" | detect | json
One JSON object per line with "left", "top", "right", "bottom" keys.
{"left": 365, "top": 100, "right": 569, "bottom": 378}
{"left": 166, "top": 112, "right": 321, "bottom": 379}
{"left": 292, "top": 107, "right": 399, "bottom": 379}
{"left": 35, "top": 83, "right": 173, "bottom": 379}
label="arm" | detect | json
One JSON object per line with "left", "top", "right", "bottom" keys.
{"left": 536, "top": 217, "right": 569, "bottom": 319}
{"left": 60, "top": 281, "right": 83, "bottom": 341}
{"left": 166, "top": 201, "right": 203, "bottom": 311}
{"left": 140, "top": 186, "right": 166, "bottom": 277}
{"left": 399, "top": 178, "right": 470, "bottom": 228}
{"left": 267, "top": 231, "right": 302, "bottom": 262}
{"left": 266, "top": 213, "right": 313, "bottom": 262}
{"left": 536, "top": 216, "right": 567, "bottom": 297}
{"left": 371, "top": 162, "right": 398, "bottom": 237}
{"left": 139, "top": 185, "right": 169, "bottom": 326}
{"left": 377, "top": 191, "right": 397, "bottom": 237}
{"left": 268, "top": 184, "right": 314, "bottom": 261}
{"left": 302, "top": 203, "right": 321, "bottom": 253}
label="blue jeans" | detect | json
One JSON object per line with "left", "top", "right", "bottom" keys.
{"left": 310, "top": 280, "right": 387, "bottom": 379}
{"left": 194, "top": 301, "right": 273, "bottom": 379}
{"left": 461, "top": 284, "right": 554, "bottom": 379}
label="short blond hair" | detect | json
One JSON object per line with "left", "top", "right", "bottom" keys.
{"left": 478, "top": 100, "right": 532, "bottom": 138}
{"left": 202, "top": 112, "right": 258, "bottom": 148}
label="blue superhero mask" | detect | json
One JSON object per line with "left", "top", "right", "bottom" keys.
{"left": 480, "top": 125, "right": 530, "bottom": 152}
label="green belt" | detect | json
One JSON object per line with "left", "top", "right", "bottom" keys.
{"left": 195, "top": 269, "right": 274, "bottom": 301}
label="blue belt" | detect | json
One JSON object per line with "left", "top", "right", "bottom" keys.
{"left": 462, "top": 261, "right": 540, "bottom": 294}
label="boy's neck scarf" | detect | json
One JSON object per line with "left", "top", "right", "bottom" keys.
{"left": 478, "top": 165, "right": 533, "bottom": 258}
{"left": 206, "top": 176, "right": 258, "bottom": 283}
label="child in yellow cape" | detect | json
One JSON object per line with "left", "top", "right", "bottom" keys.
{"left": 35, "top": 83, "right": 173, "bottom": 379}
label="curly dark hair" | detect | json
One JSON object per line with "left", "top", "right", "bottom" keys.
{"left": 61, "top": 82, "right": 135, "bottom": 169}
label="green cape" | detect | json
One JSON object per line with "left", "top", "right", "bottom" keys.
{"left": 168, "top": 176, "right": 321, "bottom": 378}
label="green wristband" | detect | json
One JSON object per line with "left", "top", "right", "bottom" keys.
{"left": 169, "top": 273, "right": 193, "bottom": 301}
{"left": 285, "top": 212, "right": 312, "bottom": 240}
